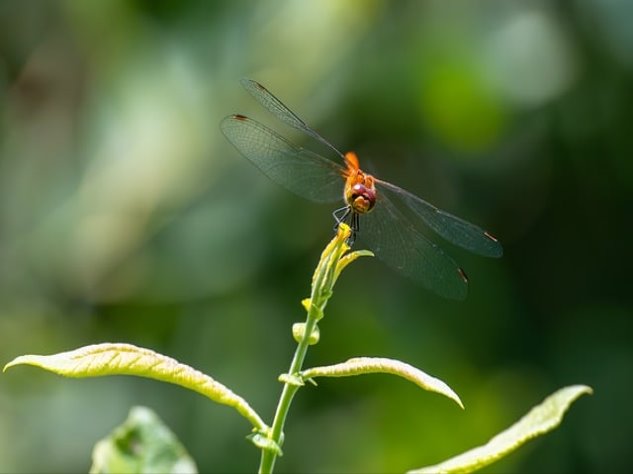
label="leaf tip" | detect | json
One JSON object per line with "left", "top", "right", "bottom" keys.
{"left": 441, "top": 384, "right": 464, "bottom": 410}
{"left": 580, "top": 384, "right": 593, "bottom": 395}
{"left": 3, "top": 355, "right": 28, "bottom": 373}
{"left": 455, "top": 396, "right": 465, "bottom": 410}
{"left": 562, "top": 384, "right": 593, "bottom": 402}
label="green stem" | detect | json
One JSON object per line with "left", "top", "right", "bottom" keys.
{"left": 258, "top": 224, "right": 356, "bottom": 474}
{"left": 258, "top": 308, "right": 321, "bottom": 474}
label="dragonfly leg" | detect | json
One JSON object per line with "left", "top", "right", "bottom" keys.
{"left": 332, "top": 205, "right": 357, "bottom": 245}
{"left": 348, "top": 211, "right": 359, "bottom": 246}
{"left": 332, "top": 205, "right": 351, "bottom": 230}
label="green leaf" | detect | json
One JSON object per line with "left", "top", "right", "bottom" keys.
{"left": 409, "top": 385, "right": 593, "bottom": 474}
{"left": 90, "top": 406, "right": 197, "bottom": 474}
{"left": 334, "top": 249, "right": 373, "bottom": 282}
{"left": 301, "top": 357, "right": 463, "bottom": 408}
{"left": 248, "top": 432, "right": 283, "bottom": 456}
{"left": 4, "top": 343, "right": 268, "bottom": 431}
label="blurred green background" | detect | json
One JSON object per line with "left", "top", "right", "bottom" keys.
{"left": 1, "top": 0, "right": 631, "bottom": 472}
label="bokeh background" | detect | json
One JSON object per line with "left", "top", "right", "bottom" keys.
{"left": 1, "top": 0, "right": 631, "bottom": 472}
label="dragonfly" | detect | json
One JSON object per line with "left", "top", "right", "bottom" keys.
{"left": 221, "top": 78, "right": 502, "bottom": 300}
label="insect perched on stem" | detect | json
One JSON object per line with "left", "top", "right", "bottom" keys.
{"left": 221, "top": 79, "right": 502, "bottom": 299}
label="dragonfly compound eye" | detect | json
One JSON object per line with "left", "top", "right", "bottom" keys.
{"left": 348, "top": 183, "right": 376, "bottom": 214}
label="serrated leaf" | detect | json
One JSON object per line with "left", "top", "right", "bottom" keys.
{"left": 409, "top": 385, "right": 593, "bottom": 474}
{"left": 301, "top": 357, "right": 463, "bottom": 408}
{"left": 90, "top": 406, "right": 197, "bottom": 474}
{"left": 4, "top": 343, "right": 267, "bottom": 431}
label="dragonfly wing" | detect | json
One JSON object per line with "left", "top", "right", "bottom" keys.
{"left": 377, "top": 180, "right": 503, "bottom": 258}
{"left": 221, "top": 114, "right": 344, "bottom": 203}
{"left": 240, "top": 78, "right": 345, "bottom": 159}
{"left": 358, "top": 191, "right": 469, "bottom": 300}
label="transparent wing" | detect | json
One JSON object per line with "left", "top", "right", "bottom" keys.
{"left": 240, "top": 78, "right": 346, "bottom": 159}
{"left": 221, "top": 114, "right": 345, "bottom": 203}
{"left": 377, "top": 179, "right": 503, "bottom": 258}
{"left": 358, "top": 191, "right": 469, "bottom": 300}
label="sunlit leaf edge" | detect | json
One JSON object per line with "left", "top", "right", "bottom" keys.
{"left": 408, "top": 384, "right": 593, "bottom": 474}
{"left": 301, "top": 356, "right": 463, "bottom": 408}
{"left": 4, "top": 343, "right": 268, "bottom": 431}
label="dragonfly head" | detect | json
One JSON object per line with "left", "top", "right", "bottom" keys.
{"left": 348, "top": 183, "right": 376, "bottom": 214}
{"left": 345, "top": 172, "right": 376, "bottom": 214}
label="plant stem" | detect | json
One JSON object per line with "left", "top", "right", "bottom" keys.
{"left": 258, "top": 303, "right": 320, "bottom": 474}
{"left": 258, "top": 225, "right": 358, "bottom": 474}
